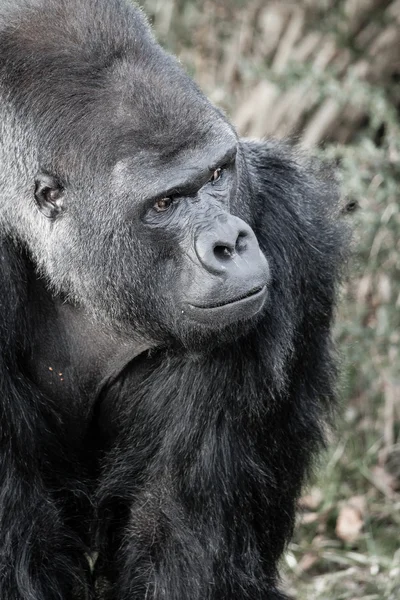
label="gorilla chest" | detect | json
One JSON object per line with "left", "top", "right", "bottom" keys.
{"left": 24, "top": 300, "right": 147, "bottom": 434}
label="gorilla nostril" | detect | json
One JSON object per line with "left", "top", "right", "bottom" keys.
{"left": 235, "top": 232, "right": 248, "bottom": 254}
{"left": 214, "top": 245, "right": 234, "bottom": 261}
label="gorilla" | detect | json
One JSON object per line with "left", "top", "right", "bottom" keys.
{"left": 0, "top": 1, "right": 349, "bottom": 598}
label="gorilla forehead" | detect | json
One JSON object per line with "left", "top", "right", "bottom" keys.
{"left": 106, "top": 61, "right": 235, "bottom": 163}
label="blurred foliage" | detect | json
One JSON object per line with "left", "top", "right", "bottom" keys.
{"left": 139, "top": 1, "right": 400, "bottom": 598}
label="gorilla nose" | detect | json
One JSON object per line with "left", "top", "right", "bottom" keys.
{"left": 195, "top": 215, "right": 264, "bottom": 275}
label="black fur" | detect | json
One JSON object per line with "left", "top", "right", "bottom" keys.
{"left": 0, "top": 1, "right": 349, "bottom": 599}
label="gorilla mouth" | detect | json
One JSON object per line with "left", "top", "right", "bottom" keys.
{"left": 185, "top": 285, "right": 267, "bottom": 326}
{"left": 193, "top": 286, "right": 265, "bottom": 310}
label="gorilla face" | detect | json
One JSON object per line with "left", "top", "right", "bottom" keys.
{"left": 108, "top": 132, "right": 270, "bottom": 336}
{"left": 1, "top": 1, "right": 269, "bottom": 347}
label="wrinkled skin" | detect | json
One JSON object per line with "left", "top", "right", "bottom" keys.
{"left": 0, "top": 1, "right": 349, "bottom": 599}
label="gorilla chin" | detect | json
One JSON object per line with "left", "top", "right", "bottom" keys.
{"left": 173, "top": 285, "right": 270, "bottom": 354}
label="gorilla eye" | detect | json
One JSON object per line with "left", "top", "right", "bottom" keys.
{"left": 210, "top": 168, "right": 223, "bottom": 184}
{"left": 154, "top": 197, "right": 173, "bottom": 212}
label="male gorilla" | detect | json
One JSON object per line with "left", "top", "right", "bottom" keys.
{"left": 0, "top": 1, "right": 348, "bottom": 599}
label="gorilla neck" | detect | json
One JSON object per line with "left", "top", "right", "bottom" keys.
{"left": 24, "top": 270, "right": 154, "bottom": 424}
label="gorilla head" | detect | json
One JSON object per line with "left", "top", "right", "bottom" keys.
{"left": 0, "top": 0, "right": 269, "bottom": 349}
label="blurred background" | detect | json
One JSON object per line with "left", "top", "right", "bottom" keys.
{"left": 138, "top": 1, "right": 400, "bottom": 598}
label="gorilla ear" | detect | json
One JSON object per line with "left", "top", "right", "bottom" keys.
{"left": 34, "top": 172, "right": 65, "bottom": 219}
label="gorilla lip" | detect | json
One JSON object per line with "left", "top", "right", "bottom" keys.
{"left": 185, "top": 285, "right": 267, "bottom": 324}
{"left": 191, "top": 285, "right": 265, "bottom": 309}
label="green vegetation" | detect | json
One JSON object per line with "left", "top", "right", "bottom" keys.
{"left": 139, "top": 1, "right": 400, "bottom": 597}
